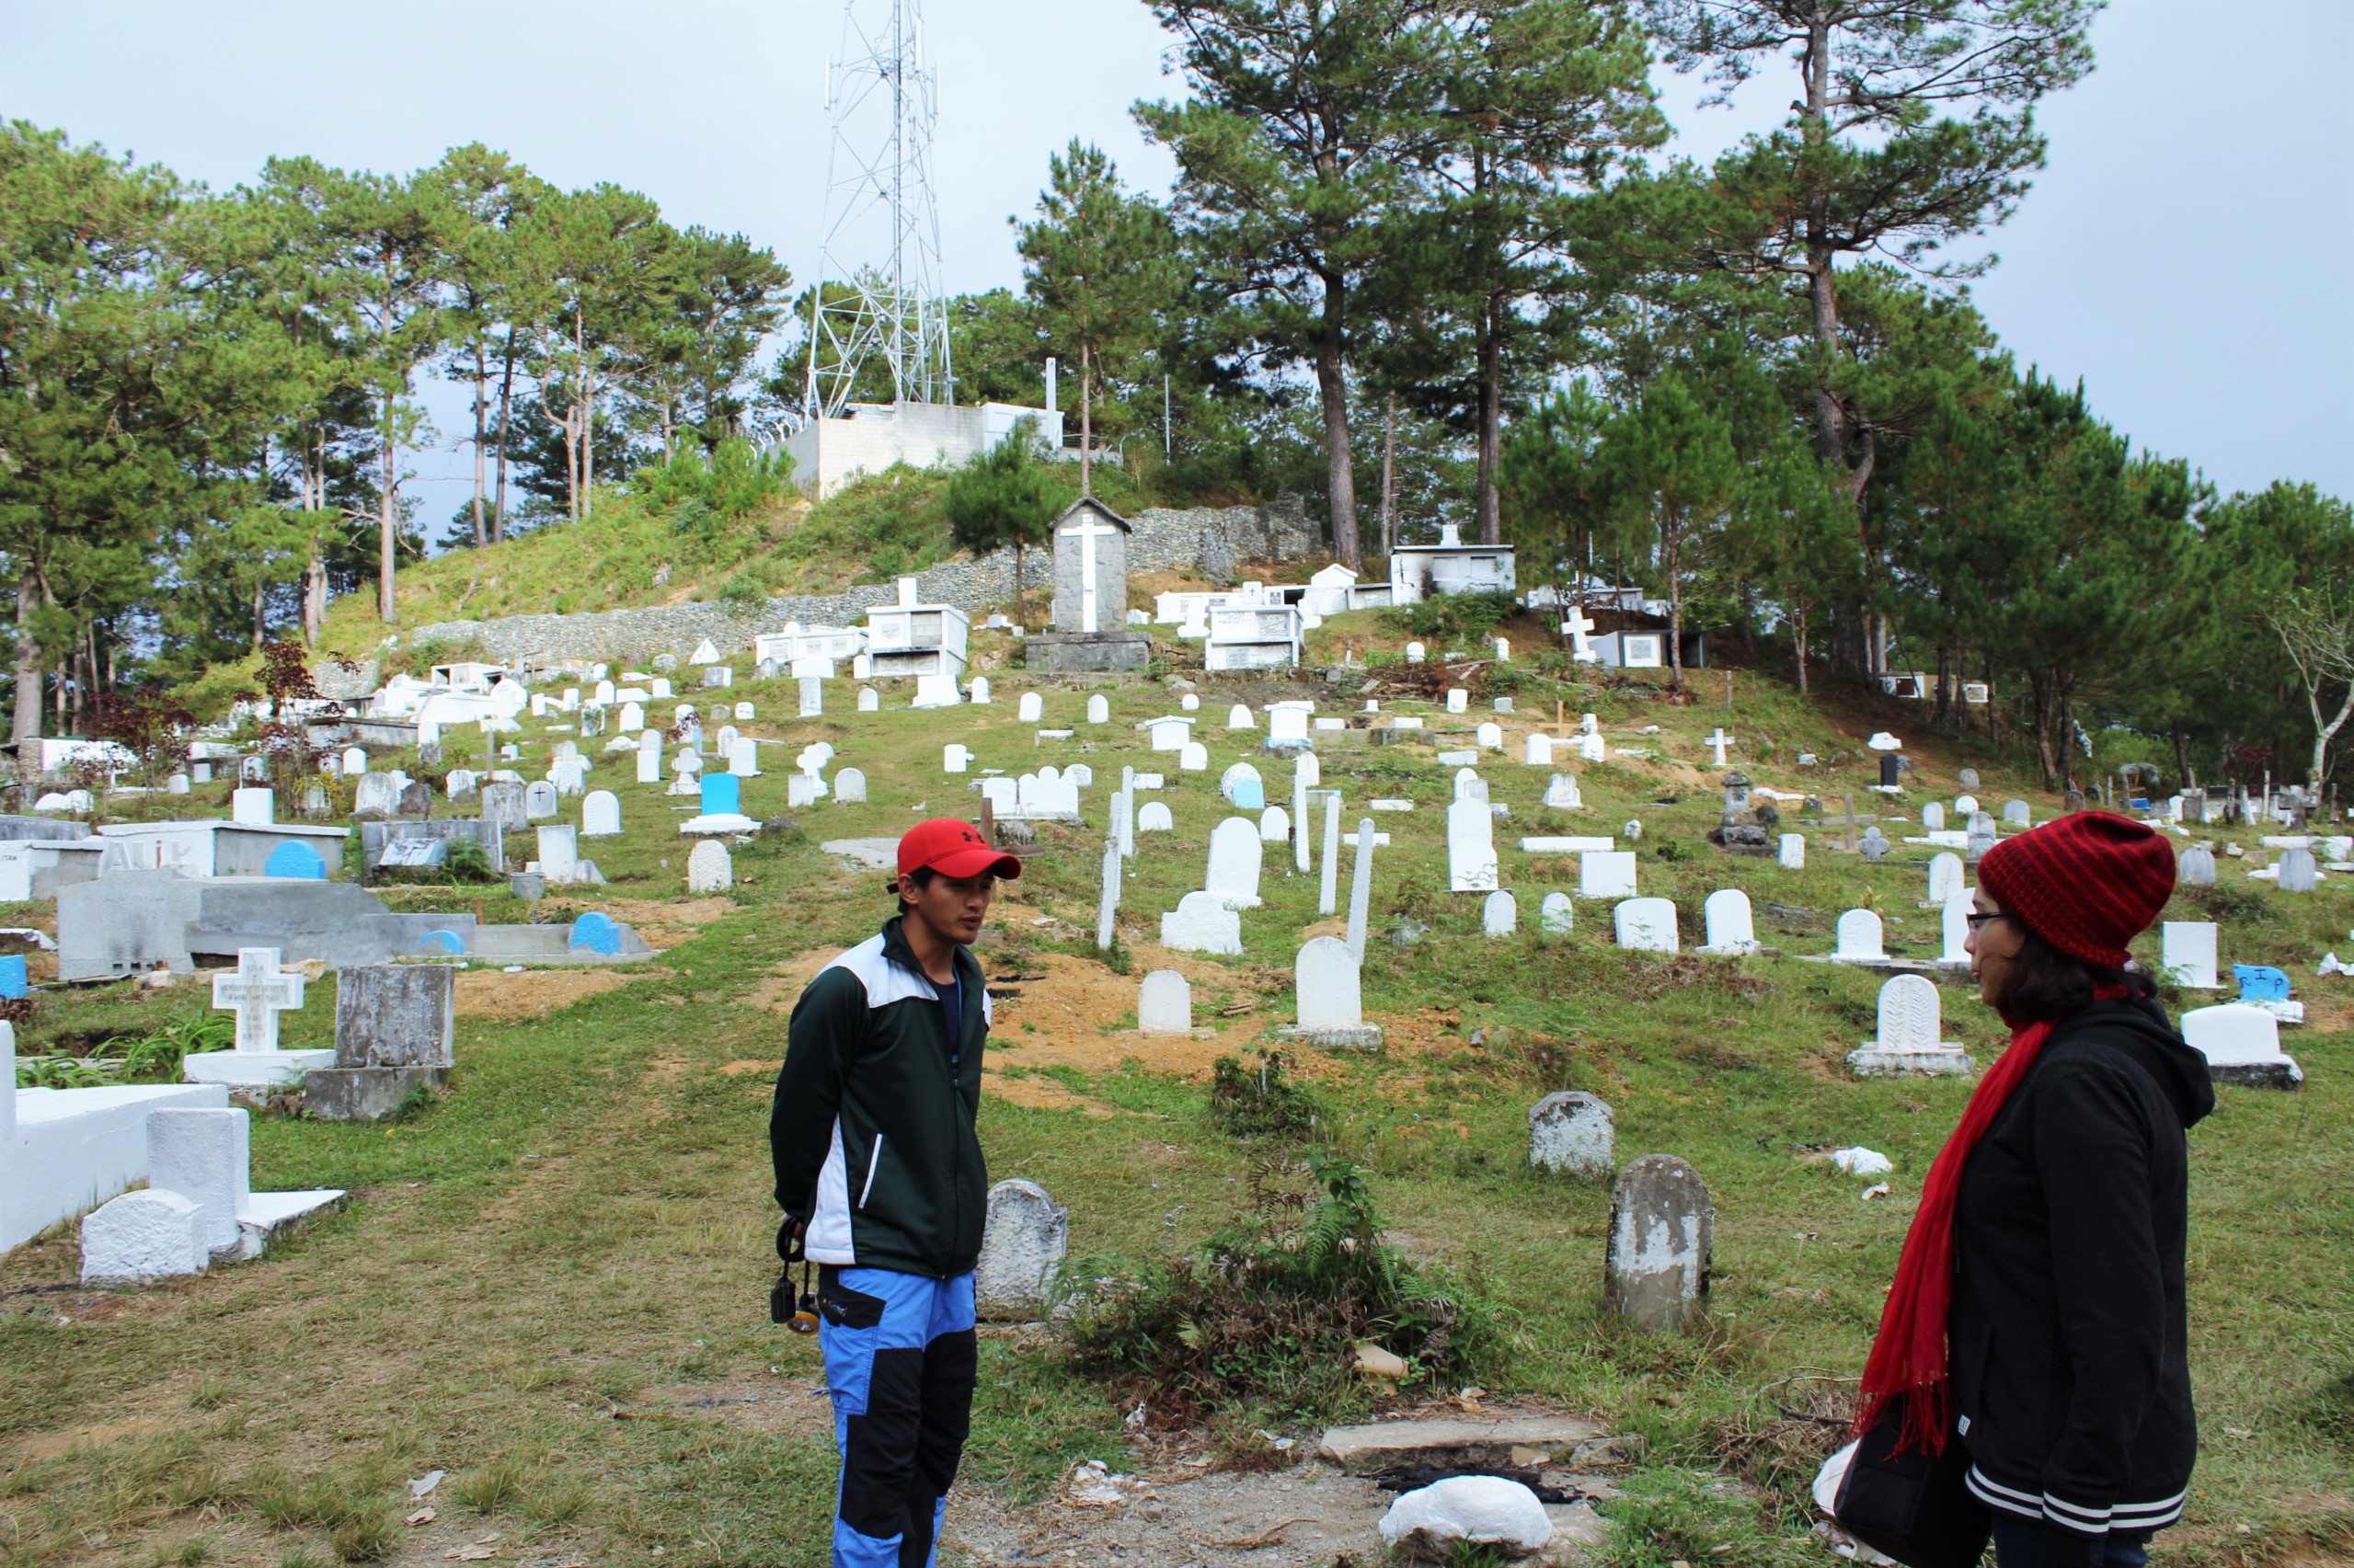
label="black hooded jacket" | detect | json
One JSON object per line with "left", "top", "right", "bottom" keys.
{"left": 1950, "top": 996, "right": 2215, "bottom": 1556}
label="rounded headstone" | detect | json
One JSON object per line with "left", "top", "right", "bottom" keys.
{"left": 973, "top": 1179, "right": 1069, "bottom": 1322}
{"left": 1604, "top": 1154, "right": 1712, "bottom": 1333}
{"left": 1529, "top": 1092, "right": 1613, "bottom": 1177}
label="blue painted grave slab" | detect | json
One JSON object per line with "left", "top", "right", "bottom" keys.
{"left": 568, "top": 911, "right": 621, "bottom": 956}
{"left": 700, "top": 773, "right": 741, "bottom": 817}
{"left": 421, "top": 930, "right": 466, "bottom": 955}
{"left": 1231, "top": 779, "right": 1265, "bottom": 811}
{"left": 0, "top": 955, "right": 26, "bottom": 999}
{"left": 262, "top": 840, "right": 327, "bottom": 879}
{"left": 2233, "top": 964, "right": 2291, "bottom": 1002}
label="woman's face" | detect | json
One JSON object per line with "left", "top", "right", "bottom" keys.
{"left": 1964, "top": 886, "right": 2027, "bottom": 1013}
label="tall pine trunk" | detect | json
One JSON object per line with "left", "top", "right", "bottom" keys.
{"left": 1315, "top": 271, "right": 1360, "bottom": 567}
{"left": 1379, "top": 395, "right": 1397, "bottom": 556}
{"left": 13, "top": 575, "right": 42, "bottom": 788}
{"left": 1475, "top": 292, "right": 1502, "bottom": 546}
{"left": 469, "top": 340, "right": 489, "bottom": 547}
{"left": 493, "top": 331, "right": 519, "bottom": 541}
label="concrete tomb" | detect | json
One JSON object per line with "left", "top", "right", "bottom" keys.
{"left": 1849, "top": 973, "right": 1972, "bottom": 1077}
{"left": 302, "top": 965, "right": 456, "bottom": 1122}
{"left": 1528, "top": 1092, "right": 1613, "bottom": 1177}
{"left": 1606, "top": 1154, "right": 1712, "bottom": 1333}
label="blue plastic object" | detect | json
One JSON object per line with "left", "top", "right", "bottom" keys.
{"left": 262, "top": 840, "right": 327, "bottom": 879}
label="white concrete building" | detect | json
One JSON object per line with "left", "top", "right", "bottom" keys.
{"left": 784, "top": 401, "right": 1064, "bottom": 499}
{"left": 863, "top": 575, "right": 970, "bottom": 682}
{"left": 1389, "top": 523, "right": 1516, "bottom": 604}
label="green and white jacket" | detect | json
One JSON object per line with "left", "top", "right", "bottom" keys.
{"left": 770, "top": 916, "right": 991, "bottom": 1277}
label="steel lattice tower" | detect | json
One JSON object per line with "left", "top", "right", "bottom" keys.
{"left": 802, "top": 0, "right": 954, "bottom": 419}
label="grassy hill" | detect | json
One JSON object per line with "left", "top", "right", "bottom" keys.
{"left": 11, "top": 624, "right": 2348, "bottom": 1565}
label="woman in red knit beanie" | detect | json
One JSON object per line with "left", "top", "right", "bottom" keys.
{"left": 1853, "top": 811, "right": 2215, "bottom": 1568}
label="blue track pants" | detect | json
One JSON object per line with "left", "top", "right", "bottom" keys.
{"left": 816, "top": 1265, "right": 978, "bottom": 1568}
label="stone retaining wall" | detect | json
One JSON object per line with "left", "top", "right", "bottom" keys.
{"left": 402, "top": 498, "right": 1320, "bottom": 666}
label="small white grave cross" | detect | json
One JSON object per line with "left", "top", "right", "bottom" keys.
{"left": 1563, "top": 606, "right": 1596, "bottom": 662}
{"left": 1068, "top": 509, "right": 1120, "bottom": 634}
{"left": 1706, "top": 728, "right": 1734, "bottom": 767}
{"left": 212, "top": 946, "right": 305, "bottom": 1054}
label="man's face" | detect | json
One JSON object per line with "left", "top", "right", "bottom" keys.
{"left": 900, "top": 869, "right": 997, "bottom": 945}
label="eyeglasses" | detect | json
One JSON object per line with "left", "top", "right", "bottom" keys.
{"left": 1963, "top": 912, "right": 2013, "bottom": 932}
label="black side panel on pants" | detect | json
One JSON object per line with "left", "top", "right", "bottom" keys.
{"left": 901, "top": 1329, "right": 978, "bottom": 1564}
{"left": 839, "top": 1347, "right": 925, "bottom": 1542}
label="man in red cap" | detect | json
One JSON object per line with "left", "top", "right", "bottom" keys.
{"left": 770, "top": 818, "right": 1020, "bottom": 1567}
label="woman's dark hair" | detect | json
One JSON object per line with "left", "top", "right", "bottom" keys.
{"left": 1995, "top": 920, "right": 2157, "bottom": 1024}
{"left": 891, "top": 865, "right": 937, "bottom": 914}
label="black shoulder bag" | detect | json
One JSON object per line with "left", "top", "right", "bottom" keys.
{"left": 1832, "top": 1397, "right": 1991, "bottom": 1568}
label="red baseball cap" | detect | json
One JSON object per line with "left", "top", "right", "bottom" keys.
{"left": 898, "top": 818, "right": 1022, "bottom": 881}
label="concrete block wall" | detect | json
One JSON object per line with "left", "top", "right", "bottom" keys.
{"left": 397, "top": 498, "right": 1320, "bottom": 668}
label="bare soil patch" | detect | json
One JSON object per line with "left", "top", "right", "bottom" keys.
{"left": 454, "top": 968, "right": 634, "bottom": 1020}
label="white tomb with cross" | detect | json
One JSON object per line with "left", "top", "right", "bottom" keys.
{"left": 1563, "top": 606, "right": 1598, "bottom": 663}
{"left": 1705, "top": 728, "right": 1734, "bottom": 767}
{"left": 183, "top": 947, "right": 332, "bottom": 1090}
{"left": 864, "top": 575, "right": 970, "bottom": 682}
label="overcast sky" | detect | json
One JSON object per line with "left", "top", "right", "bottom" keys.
{"left": 3, "top": 0, "right": 2346, "bottom": 528}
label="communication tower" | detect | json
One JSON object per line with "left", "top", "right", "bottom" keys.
{"left": 803, "top": 0, "right": 954, "bottom": 419}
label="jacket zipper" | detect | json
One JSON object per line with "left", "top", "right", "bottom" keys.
{"left": 857, "top": 1135, "right": 884, "bottom": 1209}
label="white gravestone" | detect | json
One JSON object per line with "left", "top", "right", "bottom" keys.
{"left": 1227, "top": 704, "right": 1256, "bottom": 730}
{"left": 1137, "top": 801, "right": 1174, "bottom": 832}
{"left": 944, "top": 745, "right": 970, "bottom": 773}
{"left": 969, "top": 677, "right": 991, "bottom": 704}
{"left": 1018, "top": 692, "right": 1043, "bottom": 722}
{"left": 1483, "top": 890, "right": 1517, "bottom": 937}
{"left": 1476, "top": 722, "right": 1503, "bottom": 751}
{"left": 1160, "top": 890, "right": 1242, "bottom": 956}
{"left": 834, "top": 768, "right": 868, "bottom": 804}
{"left": 1698, "top": 889, "right": 1758, "bottom": 955}
{"left": 1138, "top": 970, "right": 1193, "bottom": 1035}
{"left": 1540, "top": 892, "right": 1574, "bottom": 934}
{"left": 524, "top": 780, "right": 558, "bottom": 820}
{"left": 2161, "top": 922, "right": 2220, "bottom": 989}
{"left": 1579, "top": 850, "right": 1637, "bottom": 899}
{"left": 687, "top": 839, "right": 733, "bottom": 893}
{"left": 2277, "top": 848, "right": 2319, "bottom": 892}
{"left": 1346, "top": 817, "right": 1377, "bottom": 961}
{"left": 1446, "top": 689, "right": 1468, "bottom": 715}
{"left": 1205, "top": 818, "right": 1264, "bottom": 909}
{"left": 183, "top": 948, "right": 332, "bottom": 1090}
{"left": 2003, "top": 799, "right": 2031, "bottom": 828}
{"left": 799, "top": 678, "right": 823, "bottom": 717}
{"left": 1832, "top": 909, "right": 1886, "bottom": 962}
{"left": 637, "top": 736, "right": 662, "bottom": 784}
{"left": 974, "top": 1178, "right": 1068, "bottom": 1321}
{"left": 1178, "top": 741, "right": 1209, "bottom": 773}
{"left": 1848, "top": 973, "right": 1972, "bottom": 1076}
{"left": 730, "top": 738, "right": 762, "bottom": 777}
{"left": 1286, "top": 934, "right": 1380, "bottom": 1048}
{"left": 1267, "top": 706, "right": 1312, "bottom": 748}
{"left": 2180, "top": 1003, "right": 2302, "bottom": 1088}
{"left": 232, "top": 787, "right": 274, "bottom": 827}
{"left": 858, "top": 686, "right": 880, "bottom": 713}
{"left": 1086, "top": 693, "right": 1110, "bottom": 725}
{"left": 1926, "top": 853, "right": 1965, "bottom": 906}
{"left": 1447, "top": 798, "right": 1499, "bottom": 892}
{"left": 2177, "top": 845, "right": 2216, "bottom": 887}
{"left": 1613, "top": 897, "right": 1678, "bottom": 954}
{"left": 1544, "top": 774, "right": 1582, "bottom": 810}
{"left": 1940, "top": 892, "right": 1972, "bottom": 967}
{"left": 1528, "top": 1092, "right": 1613, "bottom": 1177}
{"left": 1779, "top": 833, "right": 1805, "bottom": 868}
{"left": 582, "top": 790, "right": 622, "bottom": 837}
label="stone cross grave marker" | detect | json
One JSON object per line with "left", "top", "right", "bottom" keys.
{"left": 1529, "top": 1092, "right": 1613, "bottom": 1176}
{"left": 1563, "top": 606, "right": 1596, "bottom": 661}
{"left": 1705, "top": 728, "right": 1733, "bottom": 766}
{"left": 1606, "top": 1154, "right": 1712, "bottom": 1333}
{"left": 974, "top": 1178, "right": 1070, "bottom": 1321}
{"left": 212, "top": 947, "right": 305, "bottom": 1054}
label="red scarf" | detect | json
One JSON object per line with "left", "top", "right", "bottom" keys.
{"left": 1855, "top": 1004, "right": 2086, "bottom": 1453}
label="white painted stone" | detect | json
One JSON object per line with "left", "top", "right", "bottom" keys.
{"left": 210, "top": 947, "right": 305, "bottom": 1055}
{"left": 1378, "top": 1476, "right": 1552, "bottom": 1555}
{"left": 1927, "top": 853, "right": 1965, "bottom": 906}
{"left": 1445, "top": 689, "right": 1468, "bottom": 714}
{"left": 1940, "top": 891, "right": 1972, "bottom": 967}
{"left": 1846, "top": 973, "right": 1973, "bottom": 1076}
{"left": 1258, "top": 805, "right": 1291, "bottom": 843}
{"left": 687, "top": 839, "right": 733, "bottom": 893}
{"left": 536, "top": 825, "right": 580, "bottom": 882}
{"left": 1476, "top": 722, "right": 1503, "bottom": 751}
{"left": 231, "top": 788, "right": 274, "bottom": 827}
{"left": 2278, "top": 848, "right": 2319, "bottom": 892}
{"left": 1524, "top": 734, "right": 1554, "bottom": 766}
{"left": 798, "top": 677, "right": 824, "bottom": 717}
{"left": 1699, "top": 889, "right": 1758, "bottom": 955}
{"left": 730, "top": 738, "right": 761, "bottom": 777}
{"left": 1266, "top": 705, "right": 1312, "bottom": 748}
{"left": 80, "top": 1188, "right": 208, "bottom": 1285}
{"left": 858, "top": 686, "right": 880, "bottom": 713}
{"left": 735, "top": 703, "right": 754, "bottom": 721}
{"left": 1455, "top": 770, "right": 1487, "bottom": 805}
{"left": 524, "top": 780, "right": 558, "bottom": 820}
{"left": 2162, "top": 921, "right": 2220, "bottom": 989}
{"left": 974, "top": 1178, "right": 1068, "bottom": 1321}
{"left": 1483, "top": 890, "right": 1517, "bottom": 937}
{"left": 1543, "top": 774, "right": 1582, "bottom": 810}
{"left": 2181, "top": 1003, "right": 2302, "bottom": 1082}
{"left": 1447, "top": 798, "right": 1499, "bottom": 892}
{"left": 1137, "top": 801, "right": 1173, "bottom": 832}
{"left": 636, "top": 736, "right": 662, "bottom": 784}
{"left": 968, "top": 677, "right": 992, "bottom": 705}
{"left": 1832, "top": 909, "right": 1886, "bottom": 962}
{"left": 834, "top": 768, "right": 868, "bottom": 804}
{"left": 1146, "top": 715, "right": 1194, "bottom": 752}
{"left": 1613, "top": 897, "right": 1678, "bottom": 953}
{"left": 1086, "top": 694, "right": 1110, "bottom": 725}
{"left": 1178, "top": 692, "right": 1199, "bottom": 711}
{"left": 1579, "top": 732, "right": 1605, "bottom": 762}
{"left": 944, "top": 744, "right": 970, "bottom": 773}
{"left": 1292, "top": 934, "right": 1378, "bottom": 1046}
{"left": 582, "top": 790, "right": 622, "bottom": 837}
{"left": 341, "top": 747, "right": 367, "bottom": 775}
{"left": 618, "top": 702, "right": 646, "bottom": 733}
{"left": 1779, "top": 833, "right": 1805, "bottom": 869}
{"left": 1405, "top": 641, "right": 1425, "bottom": 664}
{"left": 1528, "top": 1092, "right": 1613, "bottom": 1176}
{"left": 1138, "top": 970, "right": 1192, "bottom": 1035}
{"left": 1178, "top": 742, "right": 1209, "bottom": 773}
{"left": 1227, "top": 704, "right": 1256, "bottom": 730}
{"left": 1579, "top": 850, "right": 1637, "bottom": 899}
{"left": 147, "top": 1106, "right": 251, "bottom": 1257}
{"left": 1018, "top": 692, "right": 1043, "bottom": 722}
{"left": 1518, "top": 835, "right": 1613, "bottom": 853}
{"left": 1539, "top": 892, "right": 1574, "bottom": 933}
{"left": 1160, "top": 890, "right": 1242, "bottom": 955}
{"left": 1205, "top": 818, "right": 1264, "bottom": 909}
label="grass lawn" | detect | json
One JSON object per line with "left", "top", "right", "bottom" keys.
{"left": 5, "top": 612, "right": 2348, "bottom": 1567}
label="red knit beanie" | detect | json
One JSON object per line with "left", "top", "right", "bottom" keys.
{"left": 1977, "top": 810, "right": 2176, "bottom": 969}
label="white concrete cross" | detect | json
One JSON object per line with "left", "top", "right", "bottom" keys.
{"left": 1067, "top": 509, "right": 1120, "bottom": 634}
{"left": 212, "top": 946, "right": 306, "bottom": 1054}
{"left": 1563, "top": 607, "right": 1596, "bottom": 662}
{"left": 1706, "top": 728, "right": 1734, "bottom": 767}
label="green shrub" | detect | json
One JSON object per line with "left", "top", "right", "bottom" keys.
{"left": 1062, "top": 1155, "right": 1497, "bottom": 1420}
{"left": 1207, "top": 1050, "right": 1321, "bottom": 1141}
{"left": 1397, "top": 589, "right": 1518, "bottom": 646}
